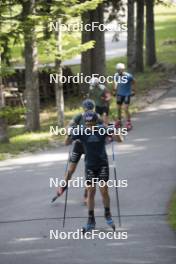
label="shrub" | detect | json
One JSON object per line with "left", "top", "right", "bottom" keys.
{"left": 0, "top": 106, "right": 26, "bottom": 125}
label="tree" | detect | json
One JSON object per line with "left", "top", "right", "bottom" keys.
{"left": 55, "top": 19, "right": 64, "bottom": 127}
{"left": 44, "top": 0, "right": 102, "bottom": 123}
{"left": 0, "top": 0, "right": 40, "bottom": 131}
{"left": 81, "top": 2, "right": 105, "bottom": 92}
{"left": 0, "top": 3, "right": 10, "bottom": 143}
{"left": 146, "top": 0, "right": 157, "bottom": 66}
{"left": 21, "top": 0, "right": 40, "bottom": 131}
{"left": 127, "top": 0, "right": 135, "bottom": 72}
{"left": 135, "top": 0, "right": 144, "bottom": 72}
{"left": 0, "top": 51, "right": 8, "bottom": 143}
{"left": 0, "top": 0, "right": 105, "bottom": 128}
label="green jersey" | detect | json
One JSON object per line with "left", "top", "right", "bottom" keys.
{"left": 89, "top": 85, "right": 106, "bottom": 107}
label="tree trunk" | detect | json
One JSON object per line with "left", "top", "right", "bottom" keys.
{"left": 146, "top": 0, "right": 156, "bottom": 66}
{"left": 55, "top": 19, "right": 64, "bottom": 127}
{"left": 81, "top": 11, "right": 92, "bottom": 93}
{"left": 127, "top": 0, "right": 135, "bottom": 72}
{"left": 81, "top": 3, "right": 106, "bottom": 93}
{"left": 90, "top": 3, "right": 106, "bottom": 76}
{"left": 23, "top": 0, "right": 40, "bottom": 131}
{"left": 135, "top": 0, "right": 144, "bottom": 72}
{"left": 0, "top": 53, "right": 8, "bottom": 143}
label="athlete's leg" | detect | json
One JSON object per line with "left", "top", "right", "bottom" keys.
{"left": 57, "top": 140, "right": 83, "bottom": 196}
{"left": 123, "top": 96, "right": 131, "bottom": 120}
{"left": 84, "top": 188, "right": 88, "bottom": 205}
{"left": 97, "top": 165, "right": 114, "bottom": 228}
{"left": 82, "top": 185, "right": 96, "bottom": 232}
{"left": 123, "top": 96, "right": 132, "bottom": 130}
{"left": 82, "top": 169, "right": 97, "bottom": 232}
{"left": 115, "top": 95, "right": 123, "bottom": 128}
{"left": 117, "top": 104, "right": 122, "bottom": 119}
{"left": 98, "top": 165, "right": 110, "bottom": 208}
{"left": 123, "top": 103, "right": 131, "bottom": 121}
{"left": 66, "top": 139, "right": 84, "bottom": 180}
{"left": 87, "top": 185, "right": 96, "bottom": 211}
{"left": 102, "top": 113, "right": 108, "bottom": 125}
{"left": 99, "top": 184, "right": 110, "bottom": 208}
{"left": 102, "top": 106, "right": 109, "bottom": 125}
{"left": 99, "top": 184, "right": 114, "bottom": 228}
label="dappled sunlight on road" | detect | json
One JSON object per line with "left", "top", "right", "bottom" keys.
{"left": 118, "top": 144, "right": 146, "bottom": 155}
{"left": 142, "top": 96, "right": 176, "bottom": 112}
{"left": 10, "top": 237, "right": 43, "bottom": 243}
{"left": 0, "top": 151, "right": 69, "bottom": 168}
{"left": 103, "top": 258, "right": 155, "bottom": 264}
{"left": 0, "top": 247, "right": 69, "bottom": 255}
{"left": 133, "top": 138, "right": 150, "bottom": 142}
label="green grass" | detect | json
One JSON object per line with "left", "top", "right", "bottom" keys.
{"left": 0, "top": 131, "right": 50, "bottom": 155}
{"left": 168, "top": 191, "right": 176, "bottom": 230}
{"left": 154, "top": 5, "right": 176, "bottom": 64}
{"left": 0, "top": 102, "right": 82, "bottom": 160}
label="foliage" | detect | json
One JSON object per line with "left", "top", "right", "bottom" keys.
{"left": 0, "top": 106, "right": 26, "bottom": 125}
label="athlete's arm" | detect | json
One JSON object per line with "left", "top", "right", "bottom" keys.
{"left": 103, "top": 88, "right": 112, "bottom": 102}
{"left": 105, "top": 126, "right": 124, "bottom": 142}
{"left": 64, "top": 120, "right": 75, "bottom": 145}
{"left": 65, "top": 114, "right": 82, "bottom": 145}
{"left": 65, "top": 136, "right": 72, "bottom": 145}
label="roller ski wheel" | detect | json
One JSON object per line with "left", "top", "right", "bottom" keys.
{"left": 82, "top": 220, "right": 96, "bottom": 234}
{"left": 126, "top": 121, "right": 133, "bottom": 131}
{"left": 106, "top": 216, "right": 116, "bottom": 231}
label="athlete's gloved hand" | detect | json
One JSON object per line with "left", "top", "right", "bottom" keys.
{"left": 51, "top": 185, "right": 68, "bottom": 203}
{"left": 56, "top": 185, "right": 67, "bottom": 197}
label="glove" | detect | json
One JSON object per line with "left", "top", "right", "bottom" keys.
{"left": 56, "top": 185, "right": 68, "bottom": 197}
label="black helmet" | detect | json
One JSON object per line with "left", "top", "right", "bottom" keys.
{"left": 83, "top": 111, "right": 98, "bottom": 122}
{"left": 82, "top": 99, "right": 95, "bottom": 110}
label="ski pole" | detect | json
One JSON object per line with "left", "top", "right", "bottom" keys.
{"left": 62, "top": 184, "right": 68, "bottom": 228}
{"left": 51, "top": 145, "right": 72, "bottom": 203}
{"left": 111, "top": 139, "right": 121, "bottom": 227}
{"left": 62, "top": 143, "right": 75, "bottom": 228}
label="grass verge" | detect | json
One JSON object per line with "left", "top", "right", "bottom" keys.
{"left": 168, "top": 191, "right": 176, "bottom": 230}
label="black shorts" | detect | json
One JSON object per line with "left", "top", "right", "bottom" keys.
{"left": 85, "top": 165, "right": 109, "bottom": 186}
{"left": 96, "top": 105, "right": 109, "bottom": 116}
{"left": 117, "top": 95, "right": 131, "bottom": 105}
{"left": 69, "top": 140, "right": 85, "bottom": 163}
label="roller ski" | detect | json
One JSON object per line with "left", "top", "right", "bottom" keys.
{"left": 82, "top": 218, "right": 96, "bottom": 234}
{"left": 105, "top": 213, "right": 116, "bottom": 231}
{"left": 126, "top": 120, "right": 133, "bottom": 131}
{"left": 115, "top": 120, "right": 122, "bottom": 129}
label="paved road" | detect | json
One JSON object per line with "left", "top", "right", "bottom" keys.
{"left": 0, "top": 87, "right": 176, "bottom": 264}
